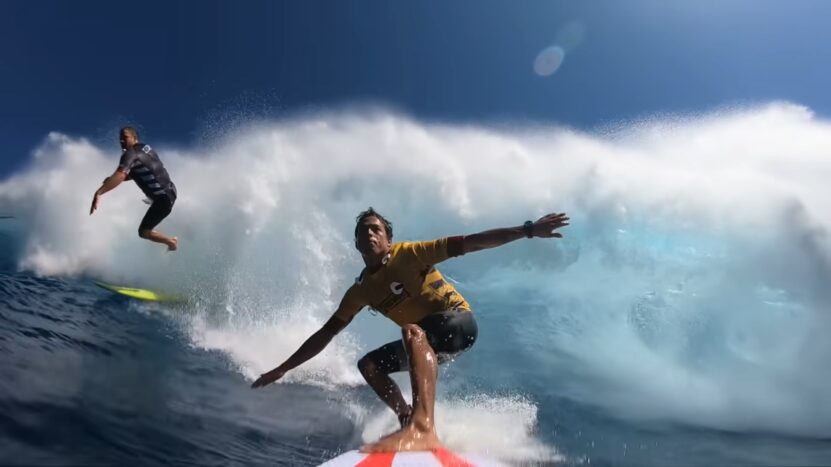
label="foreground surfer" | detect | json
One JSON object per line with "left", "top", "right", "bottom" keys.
{"left": 252, "top": 208, "right": 569, "bottom": 451}
{"left": 90, "top": 127, "right": 178, "bottom": 251}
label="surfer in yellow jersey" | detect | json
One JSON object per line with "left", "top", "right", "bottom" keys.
{"left": 252, "top": 207, "right": 569, "bottom": 452}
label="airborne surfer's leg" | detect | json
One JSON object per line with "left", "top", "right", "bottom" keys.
{"left": 138, "top": 196, "right": 177, "bottom": 251}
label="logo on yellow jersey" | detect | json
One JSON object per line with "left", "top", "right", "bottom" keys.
{"left": 377, "top": 281, "right": 410, "bottom": 312}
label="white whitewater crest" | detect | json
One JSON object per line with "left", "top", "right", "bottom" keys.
{"left": 2, "top": 103, "right": 831, "bottom": 449}
{"left": 355, "top": 392, "right": 562, "bottom": 463}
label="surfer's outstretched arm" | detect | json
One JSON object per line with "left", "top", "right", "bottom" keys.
{"left": 251, "top": 315, "right": 349, "bottom": 388}
{"left": 461, "top": 212, "right": 569, "bottom": 254}
{"left": 90, "top": 170, "right": 127, "bottom": 215}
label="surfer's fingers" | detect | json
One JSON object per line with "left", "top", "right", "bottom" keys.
{"left": 538, "top": 212, "right": 568, "bottom": 222}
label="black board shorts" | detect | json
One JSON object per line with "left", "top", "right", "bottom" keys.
{"left": 138, "top": 192, "right": 175, "bottom": 233}
{"left": 362, "top": 309, "right": 478, "bottom": 374}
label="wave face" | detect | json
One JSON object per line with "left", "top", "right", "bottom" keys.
{"left": 2, "top": 103, "right": 831, "bottom": 453}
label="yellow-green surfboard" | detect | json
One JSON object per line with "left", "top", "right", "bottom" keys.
{"left": 95, "top": 281, "right": 181, "bottom": 303}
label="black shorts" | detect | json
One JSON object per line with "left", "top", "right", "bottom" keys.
{"left": 362, "top": 309, "right": 478, "bottom": 374}
{"left": 138, "top": 194, "right": 175, "bottom": 233}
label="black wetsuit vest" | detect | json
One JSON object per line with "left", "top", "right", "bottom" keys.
{"left": 117, "top": 143, "right": 176, "bottom": 201}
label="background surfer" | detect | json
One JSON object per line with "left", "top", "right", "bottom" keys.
{"left": 90, "top": 127, "right": 178, "bottom": 251}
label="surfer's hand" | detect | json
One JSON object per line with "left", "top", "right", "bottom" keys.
{"left": 90, "top": 193, "right": 100, "bottom": 215}
{"left": 251, "top": 368, "right": 285, "bottom": 388}
{"left": 532, "top": 212, "right": 570, "bottom": 238}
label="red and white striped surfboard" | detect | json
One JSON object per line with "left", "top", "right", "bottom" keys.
{"left": 318, "top": 447, "right": 507, "bottom": 467}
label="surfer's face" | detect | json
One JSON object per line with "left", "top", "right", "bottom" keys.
{"left": 119, "top": 131, "right": 137, "bottom": 150}
{"left": 356, "top": 216, "right": 391, "bottom": 258}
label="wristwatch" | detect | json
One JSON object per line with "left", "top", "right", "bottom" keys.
{"left": 523, "top": 220, "right": 534, "bottom": 238}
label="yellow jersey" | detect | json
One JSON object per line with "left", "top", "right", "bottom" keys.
{"left": 334, "top": 238, "right": 470, "bottom": 326}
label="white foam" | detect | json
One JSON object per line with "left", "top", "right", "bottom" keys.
{"left": 359, "top": 393, "right": 562, "bottom": 464}
{"left": 3, "top": 103, "right": 831, "bottom": 437}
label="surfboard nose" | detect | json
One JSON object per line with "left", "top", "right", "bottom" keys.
{"left": 318, "top": 447, "right": 507, "bottom": 466}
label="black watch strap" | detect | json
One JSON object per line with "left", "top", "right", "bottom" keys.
{"left": 523, "top": 220, "right": 534, "bottom": 238}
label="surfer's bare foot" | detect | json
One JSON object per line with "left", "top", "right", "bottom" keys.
{"left": 167, "top": 237, "right": 178, "bottom": 251}
{"left": 360, "top": 421, "right": 442, "bottom": 453}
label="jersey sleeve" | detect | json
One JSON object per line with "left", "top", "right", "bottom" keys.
{"left": 407, "top": 236, "right": 465, "bottom": 267}
{"left": 333, "top": 283, "right": 366, "bottom": 322}
{"left": 117, "top": 150, "right": 138, "bottom": 175}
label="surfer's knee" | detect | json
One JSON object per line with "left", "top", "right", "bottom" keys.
{"left": 357, "top": 355, "right": 379, "bottom": 379}
{"left": 401, "top": 324, "right": 425, "bottom": 343}
{"left": 138, "top": 228, "right": 151, "bottom": 239}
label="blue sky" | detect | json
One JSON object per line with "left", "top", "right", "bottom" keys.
{"left": 2, "top": 0, "right": 830, "bottom": 178}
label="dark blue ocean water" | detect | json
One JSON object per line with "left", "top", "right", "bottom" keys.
{"left": 2, "top": 221, "right": 831, "bottom": 467}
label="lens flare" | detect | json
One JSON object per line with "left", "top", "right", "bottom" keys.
{"left": 533, "top": 45, "right": 565, "bottom": 77}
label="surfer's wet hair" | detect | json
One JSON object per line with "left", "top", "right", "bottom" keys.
{"left": 355, "top": 207, "right": 393, "bottom": 239}
{"left": 120, "top": 126, "right": 139, "bottom": 139}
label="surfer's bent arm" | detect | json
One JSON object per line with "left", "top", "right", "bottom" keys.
{"left": 274, "top": 315, "right": 349, "bottom": 373}
{"left": 462, "top": 212, "right": 570, "bottom": 254}
{"left": 95, "top": 170, "right": 127, "bottom": 196}
{"left": 96, "top": 147, "right": 139, "bottom": 197}
{"left": 90, "top": 170, "right": 128, "bottom": 215}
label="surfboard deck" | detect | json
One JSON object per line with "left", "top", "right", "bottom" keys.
{"left": 95, "top": 281, "right": 182, "bottom": 303}
{"left": 318, "top": 448, "right": 507, "bottom": 467}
